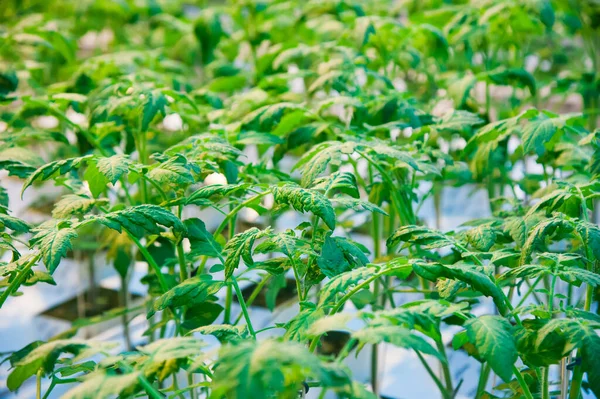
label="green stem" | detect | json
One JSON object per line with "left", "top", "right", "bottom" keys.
{"left": 548, "top": 274, "right": 557, "bottom": 314}
{"left": 126, "top": 231, "right": 169, "bottom": 292}
{"left": 0, "top": 254, "right": 41, "bottom": 308}
{"left": 436, "top": 338, "right": 454, "bottom": 395}
{"left": 120, "top": 273, "right": 132, "bottom": 351}
{"left": 234, "top": 275, "right": 271, "bottom": 325}
{"left": 223, "top": 286, "right": 232, "bottom": 325}
{"left": 515, "top": 276, "right": 544, "bottom": 309}
{"left": 569, "top": 367, "right": 584, "bottom": 399}
{"left": 513, "top": 366, "right": 534, "bottom": 399}
{"left": 187, "top": 373, "right": 198, "bottom": 399}
{"left": 416, "top": 351, "right": 449, "bottom": 397}
{"left": 475, "top": 363, "right": 491, "bottom": 399}
{"left": 36, "top": 369, "right": 42, "bottom": 399}
{"left": 176, "top": 242, "right": 187, "bottom": 282}
{"left": 117, "top": 360, "right": 164, "bottom": 399}
{"left": 542, "top": 367, "right": 550, "bottom": 399}
{"left": 214, "top": 190, "right": 271, "bottom": 237}
{"left": 231, "top": 276, "right": 256, "bottom": 339}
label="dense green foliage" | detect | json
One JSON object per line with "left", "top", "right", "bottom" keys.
{"left": 1, "top": 0, "right": 600, "bottom": 398}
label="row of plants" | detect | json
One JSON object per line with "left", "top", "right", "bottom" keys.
{"left": 0, "top": 0, "right": 599, "bottom": 398}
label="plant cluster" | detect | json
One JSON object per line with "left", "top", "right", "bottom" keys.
{"left": 0, "top": 0, "right": 599, "bottom": 398}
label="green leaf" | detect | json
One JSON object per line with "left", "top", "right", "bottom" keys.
{"left": 182, "top": 183, "right": 249, "bottom": 206}
{"left": 21, "top": 155, "right": 92, "bottom": 197}
{"left": 92, "top": 205, "right": 185, "bottom": 238}
{"left": 537, "top": 318, "right": 600, "bottom": 397}
{"left": 0, "top": 214, "right": 30, "bottom": 233}
{"left": 7, "top": 339, "right": 113, "bottom": 391}
{"left": 312, "top": 171, "right": 360, "bottom": 198}
{"left": 83, "top": 160, "right": 109, "bottom": 198}
{"left": 463, "top": 316, "right": 517, "bottom": 382}
{"left": 521, "top": 217, "right": 573, "bottom": 263}
{"left": 463, "top": 224, "right": 497, "bottom": 251}
{"left": 30, "top": 221, "right": 78, "bottom": 274}
{"left": 272, "top": 184, "right": 336, "bottom": 230}
{"left": 147, "top": 155, "right": 196, "bottom": 187}
{"left": 96, "top": 155, "right": 131, "bottom": 184}
{"left": 317, "top": 233, "right": 369, "bottom": 278}
{"left": 62, "top": 372, "right": 141, "bottom": 399}
{"left": 141, "top": 90, "right": 168, "bottom": 132}
{"left": 52, "top": 195, "right": 102, "bottom": 219}
{"left": 223, "top": 227, "right": 270, "bottom": 278}
{"left": 318, "top": 266, "right": 377, "bottom": 307}
{"left": 294, "top": 141, "right": 356, "bottom": 187}
{"left": 0, "top": 71, "right": 18, "bottom": 97}
{"left": 353, "top": 323, "right": 441, "bottom": 359}
{"left": 413, "top": 261, "right": 509, "bottom": 316}
{"left": 191, "top": 324, "right": 249, "bottom": 343}
{"left": 387, "top": 225, "right": 455, "bottom": 250}
{"left": 139, "top": 337, "right": 205, "bottom": 364}
{"left": 150, "top": 275, "right": 224, "bottom": 317}
{"left": 185, "top": 218, "right": 222, "bottom": 257}
{"left": 210, "top": 339, "right": 345, "bottom": 398}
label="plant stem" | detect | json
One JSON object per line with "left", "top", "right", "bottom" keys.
{"left": 542, "top": 367, "right": 550, "bottom": 399}
{"left": 223, "top": 211, "right": 236, "bottom": 324}
{"left": 231, "top": 276, "right": 256, "bottom": 339}
{"left": 223, "top": 287, "right": 232, "bottom": 325}
{"left": 475, "top": 363, "right": 491, "bottom": 399}
{"left": 0, "top": 254, "right": 40, "bottom": 308}
{"left": 436, "top": 338, "right": 454, "bottom": 395}
{"left": 120, "top": 273, "right": 132, "bottom": 351}
{"left": 214, "top": 190, "right": 271, "bottom": 237}
{"left": 126, "top": 231, "right": 169, "bottom": 293}
{"left": 117, "top": 360, "right": 164, "bottom": 399}
{"left": 513, "top": 366, "right": 534, "bottom": 399}
{"left": 548, "top": 274, "right": 557, "bottom": 314}
{"left": 416, "top": 351, "right": 449, "bottom": 398}
{"left": 36, "top": 369, "right": 42, "bottom": 399}
{"left": 568, "top": 367, "right": 584, "bottom": 399}
{"left": 176, "top": 242, "right": 187, "bottom": 282}
{"left": 234, "top": 275, "right": 270, "bottom": 325}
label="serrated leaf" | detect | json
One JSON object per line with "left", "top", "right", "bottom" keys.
{"left": 317, "top": 233, "right": 369, "bottom": 278}
{"left": 294, "top": 141, "right": 356, "bottom": 187}
{"left": 387, "top": 225, "right": 455, "bottom": 250}
{"left": 150, "top": 275, "right": 224, "bottom": 317}
{"left": 537, "top": 318, "right": 600, "bottom": 397}
{"left": 141, "top": 91, "right": 168, "bottom": 132}
{"left": 353, "top": 323, "right": 441, "bottom": 359}
{"left": 83, "top": 160, "right": 109, "bottom": 198}
{"left": 7, "top": 339, "right": 113, "bottom": 391}
{"left": 62, "top": 372, "right": 141, "bottom": 399}
{"left": 92, "top": 205, "right": 185, "bottom": 238}
{"left": 21, "top": 155, "right": 92, "bottom": 197}
{"left": 463, "top": 316, "right": 517, "bottom": 382}
{"left": 52, "top": 195, "right": 101, "bottom": 219}
{"left": 0, "top": 214, "right": 30, "bottom": 233}
{"left": 272, "top": 184, "right": 336, "bottom": 230}
{"left": 96, "top": 155, "right": 131, "bottom": 184}
{"left": 413, "top": 261, "right": 509, "bottom": 316}
{"left": 191, "top": 324, "right": 249, "bottom": 342}
{"left": 184, "top": 218, "right": 222, "bottom": 257}
{"left": 147, "top": 155, "right": 196, "bottom": 187}
{"left": 223, "top": 227, "right": 270, "bottom": 278}
{"left": 331, "top": 196, "right": 387, "bottom": 216}
{"left": 30, "top": 221, "right": 78, "bottom": 274}
{"left": 210, "top": 339, "right": 345, "bottom": 398}
{"left": 312, "top": 171, "right": 359, "bottom": 198}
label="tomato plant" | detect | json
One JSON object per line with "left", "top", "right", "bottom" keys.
{"left": 1, "top": 0, "right": 599, "bottom": 398}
